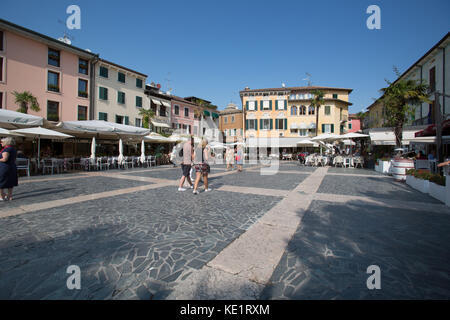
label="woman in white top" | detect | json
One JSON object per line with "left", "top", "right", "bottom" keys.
{"left": 193, "top": 139, "right": 211, "bottom": 194}
{"left": 226, "top": 147, "right": 234, "bottom": 171}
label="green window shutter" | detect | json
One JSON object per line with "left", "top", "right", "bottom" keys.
{"left": 284, "top": 119, "right": 287, "bottom": 130}
{"left": 245, "top": 119, "right": 248, "bottom": 129}
{"left": 322, "top": 124, "right": 325, "bottom": 133}
{"left": 255, "top": 119, "right": 258, "bottom": 130}
{"left": 275, "top": 100, "right": 278, "bottom": 110}
{"left": 275, "top": 119, "right": 279, "bottom": 129}
{"left": 270, "top": 119, "right": 273, "bottom": 130}
{"left": 269, "top": 100, "right": 272, "bottom": 110}
{"left": 246, "top": 101, "right": 249, "bottom": 110}
{"left": 125, "top": 116, "right": 129, "bottom": 125}
{"left": 260, "top": 119, "right": 263, "bottom": 130}
{"left": 260, "top": 100, "right": 263, "bottom": 111}
{"left": 331, "top": 124, "right": 334, "bottom": 133}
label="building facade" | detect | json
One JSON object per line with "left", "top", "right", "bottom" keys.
{"left": 0, "top": 19, "right": 97, "bottom": 122}
{"left": 219, "top": 102, "right": 244, "bottom": 142}
{"left": 240, "top": 86, "right": 352, "bottom": 141}
{"left": 94, "top": 59, "right": 147, "bottom": 127}
{"left": 170, "top": 96, "right": 196, "bottom": 135}
{"left": 145, "top": 83, "right": 171, "bottom": 133}
{"left": 366, "top": 32, "right": 450, "bottom": 129}
{"left": 348, "top": 114, "right": 361, "bottom": 132}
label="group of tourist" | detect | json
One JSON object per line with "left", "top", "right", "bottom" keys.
{"left": 225, "top": 146, "right": 243, "bottom": 172}
{"left": 177, "top": 136, "right": 211, "bottom": 194}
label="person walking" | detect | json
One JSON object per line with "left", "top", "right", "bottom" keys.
{"left": 236, "top": 145, "right": 244, "bottom": 172}
{"left": 178, "top": 137, "right": 194, "bottom": 191}
{"left": 193, "top": 139, "right": 211, "bottom": 194}
{"left": 0, "top": 137, "right": 18, "bottom": 201}
{"left": 170, "top": 145, "right": 177, "bottom": 167}
{"left": 226, "top": 147, "right": 234, "bottom": 171}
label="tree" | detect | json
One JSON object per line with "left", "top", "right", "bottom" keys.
{"left": 380, "top": 69, "right": 430, "bottom": 148}
{"left": 310, "top": 89, "right": 325, "bottom": 136}
{"left": 13, "top": 91, "right": 40, "bottom": 114}
{"left": 139, "top": 108, "right": 155, "bottom": 130}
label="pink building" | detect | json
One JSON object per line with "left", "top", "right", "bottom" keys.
{"left": 171, "top": 96, "right": 197, "bottom": 135}
{"left": 348, "top": 114, "right": 361, "bottom": 132}
{"left": 0, "top": 19, "right": 98, "bottom": 122}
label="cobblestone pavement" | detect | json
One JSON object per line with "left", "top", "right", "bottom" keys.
{"left": 0, "top": 163, "right": 449, "bottom": 299}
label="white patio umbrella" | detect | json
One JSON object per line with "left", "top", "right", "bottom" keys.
{"left": 311, "top": 133, "right": 342, "bottom": 141}
{"left": 11, "top": 127, "right": 73, "bottom": 168}
{"left": 118, "top": 139, "right": 124, "bottom": 165}
{"left": 90, "top": 137, "right": 96, "bottom": 160}
{"left": 297, "top": 139, "right": 319, "bottom": 147}
{"left": 342, "top": 139, "right": 356, "bottom": 145}
{"left": 0, "top": 109, "right": 44, "bottom": 129}
{"left": 140, "top": 140, "right": 146, "bottom": 164}
{"left": 340, "top": 132, "right": 369, "bottom": 139}
{"left": 0, "top": 128, "right": 24, "bottom": 137}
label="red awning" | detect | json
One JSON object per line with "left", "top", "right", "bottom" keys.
{"left": 415, "top": 119, "right": 450, "bottom": 137}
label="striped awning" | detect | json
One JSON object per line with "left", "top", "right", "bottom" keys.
{"left": 151, "top": 120, "right": 170, "bottom": 128}
{"left": 151, "top": 99, "right": 162, "bottom": 105}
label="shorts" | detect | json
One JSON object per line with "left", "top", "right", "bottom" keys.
{"left": 194, "top": 163, "right": 210, "bottom": 175}
{"left": 181, "top": 164, "right": 191, "bottom": 177}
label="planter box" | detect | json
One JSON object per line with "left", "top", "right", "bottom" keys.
{"left": 406, "top": 175, "right": 429, "bottom": 194}
{"left": 428, "top": 181, "right": 446, "bottom": 204}
{"left": 375, "top": 160, "right": 391, "bottom": 174}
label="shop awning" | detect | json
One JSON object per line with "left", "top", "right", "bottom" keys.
{"left": 151, "top": 121, "right": 170, "bottom": 128}
{"left": 212, "top": 112, "right": 219, "bottom": 119}
{"left": 151, "top": 99, "right": 162, "bottom": 105}
{"left": 369, "top": 130, "right": 420, "bottom": 146}
{"left": 414, "top": 119, "right": 450, "bottom": 137}
{"left": 203, "top": 110, "right": 211, "bottom": 117}
{"left": 161, "top": 101, "right": 171, "bottom": 108}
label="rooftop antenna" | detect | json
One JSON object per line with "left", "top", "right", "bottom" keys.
{"left": 281, "top": 82, "right": 286, "bottom": 88}
{"left": 164, "top": 72, "right": 172, "bottom": 95}
{"left": 57, "top": 19, "right": 75, "bottom": 45}
{"left": 302, "top": 72, "right": 312, "bottom": 86}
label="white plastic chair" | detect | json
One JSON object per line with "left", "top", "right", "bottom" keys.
{"left": 16, "top": 158, "right": 30, "bottom": 177}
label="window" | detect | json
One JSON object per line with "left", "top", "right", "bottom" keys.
{"left": 184, "top": 107, "right": 189, "bottom": 117}
{"left": 349, "top": 123, "right": 352, "bottom": 130}
{"left": 429, "top": 67, "right": 436, "bottom": 93}
{"left": 47, "top": 101, "right": 59, "bottom": 121}
{"left": 299, "top": 129, "right": 307, "bottom": 136}
{"left": 234, "top": 129, "right": 237, "bottom": 136}
{"left": 79, "top": 58, "right": 88, "bottom": 75}
{"left": 118, "top": 91, "right": 125, "bottom": 104}
{"left": 160, "top": 105, "right": 166, "bottom": 117}
{"left": 174, "top": 105, "right": 179, "bottom": 115}
{"left": 48, "top": 48, "right": 60, "bottom": 67}
{"left": 263, "top": 100, "right": 270, "bottom": 109}
{"left": 277, "top": 100, "right": 285, "bottom": 110}
{"left": 0, "top": 57, "right": 3, "bottom": 82}
{"left": 299, "top": 105, "right": 306, "bottom": 115}
{"left": 78, "top": 79, "right": 88, "bottom": 98}
{"left": 224, "top": 116, "right": 228, "bottom": 124}
{"left": 47, "top": 71, "right": 60, "bottom": 92}
{"left": 308, "top": 105, "right": 315, "bottom": 115}
{"left": 262, "top": 119, "right": 271, "bottom": 130}
{"left": 135, "top": 118, "right": 142, "bottom": 127}
{"left": 136, "top": 96, "right": 142, "bottom": 108}
{"left": 99, "top": 66, "right": 108, "bottom": 78}
{"left": 99, "top": 87, "right": 108, "bottom": 100}
{"left": 247, "top": 119, "right": 257, "bottom": 130}
{"left": 275, "top": 119, "right": 286, "bottom": 130}
{"left": 0, "top": 30, "right": 3, "bottom": 51}
{"left": 118, "top": 72, "right": 125, "bottom": 83}
{"left": 248, "top": 100, "right": 256, "bottom": 111}
{"left": 136, "top": 78, "right": 143, "bottom": 88}
{"left": 325, "top": 105, "right": 331, "bottom": 115}
{"left": 0, "top": 92, "right": 3, "bottom": 108}
{"left": 231, "top": 116, "right": 235, "bottom": 123}
{"left": 78, "top": 105, "right": 87, "bottom": 120}
{"left": 322, "top": 124, "right": 334, "bottom": 134}
{"left": 332, "top": 94, "right": 338, "bottom": 99}
{"left": 116, "top": 115, "right": 124, "bottom": 124}
{"left": 99, "top": 112, "right": 108, "bottom": 121}
{"left": 291, "top": 106, "right": 297, "bottom": 116}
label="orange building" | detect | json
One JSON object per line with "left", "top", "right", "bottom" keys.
{"left": 219, "top": 102, "right": 243, "bottom": 143}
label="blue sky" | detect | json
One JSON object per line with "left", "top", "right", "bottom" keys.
{"left": 1, "top": 0, "right": 449, "bottom": 112}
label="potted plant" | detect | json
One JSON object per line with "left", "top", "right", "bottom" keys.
{"left": 380, "top": 68, "right": 430, "bottom": 181}
{"left": 428, "top": 173, "right": 446, "bottom": 203}
{"left": 406, "top": 169, "right": 430, "bottom": 193}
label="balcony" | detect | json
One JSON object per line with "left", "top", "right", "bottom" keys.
{"left": 289, "top": 94, "right": 314, "bottom": 101}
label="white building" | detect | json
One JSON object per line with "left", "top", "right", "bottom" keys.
{"left": 94, "top": 59, "right": 148, "bottom": 127}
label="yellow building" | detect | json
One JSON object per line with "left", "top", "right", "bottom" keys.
{"left": 366, "top": 99, "right": 386, "bottom": 129}
{"left": 240, "top": 86, "right": 352, "bottom": 141}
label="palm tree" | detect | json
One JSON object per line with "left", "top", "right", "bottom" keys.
{"left": 13, "top": 91, "right": 40, "bottom": 114}
{"left": 310, "top": 89, "right": 324, "bottom": 136}
{"left": 380, "top": 73, "right": 430, "bottom": 148}
{"left": 139, "top": 109, "right": 155, "bottom": 130}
